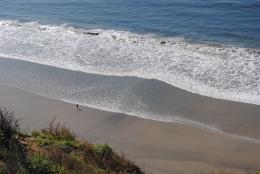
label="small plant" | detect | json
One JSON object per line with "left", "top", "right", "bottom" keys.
{"left": 31, "top": 130, "right": 41, "bottom": 137}
{"left": 42, "top": 117, "right": 75, "bottom": 142}
{"left": 93, "top": 144, "right": 112, "bottom": 157}
{"left": 63, "top": 154, "right": 83, "bottom": 172}
{"left": 27, "top": 154, "right": 55, "bottom": 174}
{"left": 0, "top": 108, "right": 27, "bottom": 173}
{"left": 0, "top": 108, "right": 20, "bottom": 149}
{"left": 84, "top": 143, "right": 143, "bottom": 173}
{"left": 32, "top": 118, "right": 81, "bottom": 152}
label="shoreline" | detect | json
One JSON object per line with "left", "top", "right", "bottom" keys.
{"left": 0, "top": 20, "right": 260, "bottom": 106}
{"left": 0, "top": 57, "right": 260, "bottom": 141}
{"left": 2, "top": 81, "right": 260, "bottom": 145}
{"left": 0, "top": 83, "right": 260, "bottom": 174}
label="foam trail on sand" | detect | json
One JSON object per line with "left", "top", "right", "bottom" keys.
{"left": 4, "top": 80, "right": 260, "bottom": 144}
{"left": 0, "top": 57, "right": 259, "bottom": 144}
{"left": 0, "top": 20, "right": 259, "bottom": 105}
{"left": 62, "top": 99, "right": 260, "bottom": 145}
{"left": 1, "top": 78, "right": 260, "bottom": 144}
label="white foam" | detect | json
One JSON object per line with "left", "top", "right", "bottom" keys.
{"left": 4, "top": 80, "right": 260, "bottom": 144}
{"left": 2, "top": 79, "right": 260, "bottom": 144}
{"left": 0, "top": 20, "right": 259, "bottom": 106}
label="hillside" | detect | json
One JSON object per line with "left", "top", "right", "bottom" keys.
{"left": 0, "top": 109, "right": 144, "bottom": 174}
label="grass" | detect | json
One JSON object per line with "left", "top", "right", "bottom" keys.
{"left": 0, "top": 110, "right": 144, "bottom": 174}
{"left": 31, "top": 118, "right": 82, "bottom": 152}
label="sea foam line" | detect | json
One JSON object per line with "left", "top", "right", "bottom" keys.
{"left": 1, "top": 80, "right": 260, "bottom": 145}
{"left": 0, "top": 20, "right": 259, "bottom": 106}
{"left": 0, "top": 20, "right": 260, "bottom": 105}
{"left": 0, "top": 20, "right": 259, "bottom": 144}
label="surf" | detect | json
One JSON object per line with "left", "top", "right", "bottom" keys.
{"left": 0, "top": 20, "right": 259, "bottom": 106}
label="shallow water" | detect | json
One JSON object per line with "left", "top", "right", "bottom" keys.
{"left": 0, "top": 21, "right": 259, "bottom": 105}
{"left": 1, "top": 58, "right": 260, "bottom": 143}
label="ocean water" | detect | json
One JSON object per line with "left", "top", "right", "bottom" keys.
{"left": 0, "top": 0, "right": 260, "bottom": 139}
{"left": 0, "top": 0, "right": 260, "bottom": 48}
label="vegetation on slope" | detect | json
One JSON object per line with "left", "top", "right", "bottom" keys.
{"left": 0, "top": 109, "right": 144, "bottom": 174}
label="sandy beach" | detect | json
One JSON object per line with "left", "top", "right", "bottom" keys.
{"left": 0, "top": 83, "right": 259, "bottom": 174}
{"left": 0, "top": 2, "right": 259, "bottom": 173}
{"left": 0, "top": 57, "right": 260, "bottom": 141}
{"left": 0, "top": 0, "right": 260, "bottom": 174}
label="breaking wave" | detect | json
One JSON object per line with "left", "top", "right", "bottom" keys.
{"left": 0, "top": 19, "right": 259, "bottom": 106}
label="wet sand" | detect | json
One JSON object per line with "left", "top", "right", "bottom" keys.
{"left": 0, "top": 83, "right": 259, "bottom": 174}
{"left": 0, "top": 57, "right": 260, "bottom": 141}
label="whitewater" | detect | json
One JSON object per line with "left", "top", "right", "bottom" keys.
{"left": 0, "top": 20, "right": 259, "bottom": 105}
{"left": 0, "top": 20, "right": 260, "bottom": 143}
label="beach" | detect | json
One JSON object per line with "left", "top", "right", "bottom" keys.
{"left": 0, "top": 57, "right": 260, "bottom": 140}
{"left": 0, "top": 1, "right": 260, "bottom": 173}
{"left": 0, "top": 83, "right": 260, "bottom": 174}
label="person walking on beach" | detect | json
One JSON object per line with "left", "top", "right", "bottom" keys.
{"left": 76, "top": 104, "right": 82, "bottom": 111}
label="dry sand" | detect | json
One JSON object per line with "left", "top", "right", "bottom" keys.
{"left": 0, "top": 83, "right": 259, "bottom": 174}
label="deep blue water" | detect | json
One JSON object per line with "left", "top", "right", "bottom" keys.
{"left": 0, "top": 0, "right": 259, "bottom": 48}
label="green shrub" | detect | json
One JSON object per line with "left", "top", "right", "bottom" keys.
{"left": 27, "top": 154, "right": 55, "bottom": 174}
{"left": 63, "top": 154, "right": 83, "bottom": 172}
{"left": 93, "top": 144, "right": 112, "bottom": 157}
{"left": 32, "top": 118, "right": 81, "bottom": 152}
{"left": 42, "top": 118, "right": 75, "bottom": 142}
{"left": 31, "top": 130, "right": 41, "bottom": 137}
{"left": 0, "top": 109, "right": 27, "bottom": 173}
{"left": 32, "top": 130, "right": 81, "bottom": 152}
{"left": 0, "top": 108, "right": 20, "bottom": 149}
